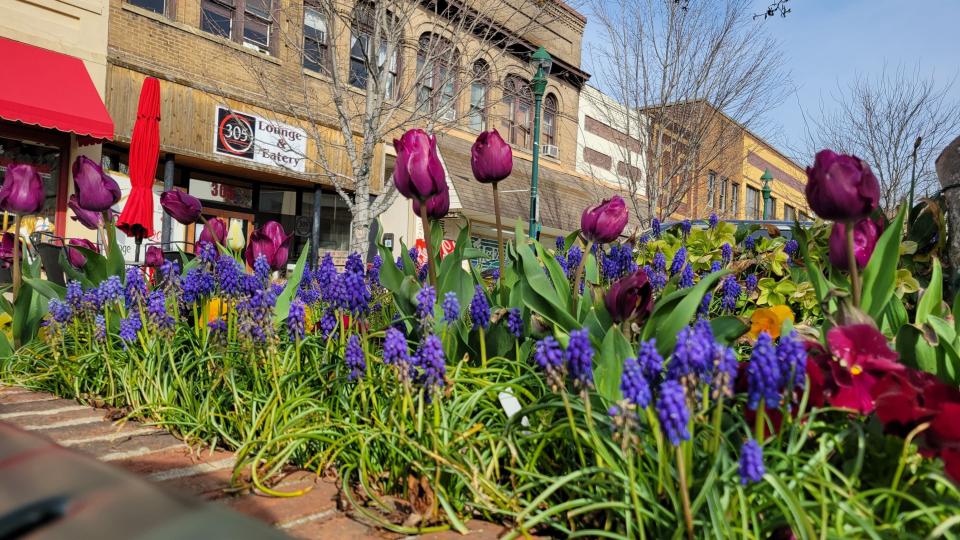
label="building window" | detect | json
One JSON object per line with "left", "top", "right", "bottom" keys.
{"left": 719, "top": 177, "right": 728, "bottom": 211}
{"left": 746, "top": 186, "right": 761, "bottom": 219}
{"left": 127, "top": 0, "right": 166, "bottom": 15}
{"left": 784, "top": 203, "right": 796, "bottom": 222}
{"left": 768, "top": 196, "right": 777, "bottom": 219}
{"left": 467, "top": 60, "right": 489, "bottom": 132}
{"left": 800, "top": 211, "right": 811, "bottom": 221}
{"left": 416, "top": 34, "right": 458, "bottom": 121}
{"left": 542, "top": 93, "right": 558, "bottom": 148}
{"left": 731, "top": 182, "right": 740, "bottom": 217}
{"left": 707, "top": 171, "right": 717, "bottom": 207}
{"left": 200, "top": 0, "right": 273, "bottom": 53}
{"left": 303, "top": 5, "right": 329, "bottom": 74}
{"left": 503, "top": 75, "right": 532, "bottom": 149}
{"left": 349, "top": 4, "right": 399, "bottom": 98}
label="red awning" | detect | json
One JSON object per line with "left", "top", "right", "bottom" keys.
{"left": 0, "top": 37, "right": 114, "bottom": 144}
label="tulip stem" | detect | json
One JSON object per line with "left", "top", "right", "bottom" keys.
{"left": 491, "top": 182, "right": 505, "bottom": 281}
{"left": 676, "top": 444, "right": 695, "bottom": 540}
{"left": 845, "top": 222, "right": 861, "bottom": 308}
{"left": 419, "top": 204, "right": 437, "bottom": 288}
{"left": 11, "top": 214, "right": 22, "bottom": 301}
{"left": 571, "top": 240, "right": 592, "bottom": 316}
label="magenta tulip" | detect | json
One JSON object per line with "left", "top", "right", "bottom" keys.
{"left": 66, "top": 238, "right": 98, "bottom": 269}
{"left": 392, "top": 129, "right": 446, "bottom": 202}
{"left": 68, "top": 194, "right": 105, "bottom": 230}
{"left": 160, "top": 190, "right": 203, "bottom": 225}
{"left": 828, "top": 217, "right": 883, "bottom": 269}
{"left": 805, "top": 149, "right": 880, "bottom": 222}
{"left": 245, "top": 220, "right": 292, "bottom": 271}
{"left": 412, "top": 188, "right": 450, "bottom": 221}
{"left": 73, "top": 156, "right": 121, "bottom": 212}
{"left": 144, "top": 245, "right": 164, "bottom": 268}
{"left": 471, "top": 129, "right": 513, "bottom": 184}
{"left": 0, "top": 233, "right": 21, "bottom": 269}
{"left": 605, "top": 269, "right": 655, "bottom": 325}
{"left": 581, "top": 195, "right": 629, "bottom": 243}
{"left": 0, "top": 163, "right": 45, "bottom": 215}
{"left": 198, "top": 217, "right": 227, "bottom": 247}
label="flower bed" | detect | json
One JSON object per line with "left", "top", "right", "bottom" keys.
{"left": 1, "top": 142, "right": 958, "bottom": 538}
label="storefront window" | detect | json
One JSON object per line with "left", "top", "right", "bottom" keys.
{"left": 0, "top": 136, "right": 61, "bottom": 233}
{"left": 189, "top": 177, "right": 254, "bottom": 208}
{"left": 302, "top": 191, "right": 351, "bottom": 252}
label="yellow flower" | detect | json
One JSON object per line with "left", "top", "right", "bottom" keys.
{"left": 749, "top": 305, "right": 794, "bottom": 340}
{"left": 226, "top": 219, "right": 246, "bottom": 251}
{"left": 206, "top": 297, "right": 228, "bottom": 324}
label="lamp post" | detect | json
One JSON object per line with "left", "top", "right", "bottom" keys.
{"left": 761, "top": 168, "right": 773, "bottom": 220}
{"left": 527, "top": 46, "right": 552, "bottom": 239}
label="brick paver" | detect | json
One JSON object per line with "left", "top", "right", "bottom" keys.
{"left": 0, "top": 385, "right": 506, "bottom": 539}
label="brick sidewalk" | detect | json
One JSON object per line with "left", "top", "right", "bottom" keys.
{"left": 0, "top": 385, "right": 507, "bottom": 540}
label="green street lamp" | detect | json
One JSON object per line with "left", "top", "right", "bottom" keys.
{"left": 527, "top": 46, "right": 552, "bottom": 239}
{"left": 761, "top": 168, "right": 773, "bottom": 220}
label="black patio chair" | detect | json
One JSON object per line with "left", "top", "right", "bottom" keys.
{"left": 32, "top": 232, "right": 68, "bottom": 287}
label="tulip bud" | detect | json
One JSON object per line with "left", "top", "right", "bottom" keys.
{"left": 412, "top": 188, "right": 450, "bottom": 220}
{"left": 805, "top": 149, "right": 880, "bottom": 222}
{"left": 198, "top": 217, "right": 227, "bottom": 247}
{"left": 160, "top": 190, "right": 203, "bottom": 225}
{"left": 0, "top": 233, "right": 21, "bottom": 269}
{"left": 144, "top": 245, "right": 164, "bottom": 268}
{"left": 0, "top": 163, "right": 45, "bottom": 215}
{"left": 72, "top": 156, "right": 121, "bottom": 212}
{"left": 66, "top": 238, "right": 98, "bottom": 269}
{"left": 245, "top": 220, "right": 292, "bottom": 271}
{"left": 226, "top": 219, "right": 246, "bottom": 251}
{"left": 828, "top": 217, "right": 883, "bottom": 270}
{"left": 581, "top": 196, "right": 629, "bottom": 244}
{"left": 605, "top": 269, "right": 654, "bottom": 325}
{"left": 471, "top": 129, "right": 513, "bottom": 184}
{"left": 392, "top": 129, "right": 446, "bottom": 202}
{"left": 67, "top": 194, "right": 105, "bottom": 230}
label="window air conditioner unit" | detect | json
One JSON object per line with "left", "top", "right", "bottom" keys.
{"left": 542, "top": 144, "right": 559, "bottom": 158}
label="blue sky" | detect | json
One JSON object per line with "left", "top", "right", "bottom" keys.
{"left": 581, "top": 0, "right": 960, "bottom": 161}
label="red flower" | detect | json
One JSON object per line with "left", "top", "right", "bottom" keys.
{"left": 823, "top": 324, "right": 902, "bottom": 415}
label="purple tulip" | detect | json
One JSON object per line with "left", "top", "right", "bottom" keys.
{"left": 245, "top": 220, "right": 292, "bottom": 271}
{"left": 0, "top": 233, "right": 21, "bottom": 269}
{"left": 605, "top": 269, "right": 655, "bottom": 325}
{"left": 160, "top": 190, "right": 203, "bottom": 225}
{"left": 198, "top": 217, "right": 226, "bottom": 247}
{"left": 144, "top": 245, "right": 164, "bottom": 268}
{"left": 0, "top": 163, "right": 45, "bottom": 215}
{"left": 805, "top": 149, "right": 880, "bottom": 222}
{"left": 66, "top": 238, "right": 98, "bottom": 269}
{"left": 828, "top": 217, "right": 883, "bottom": 269}
{"left": 392, "top": 129, "right": 446, "bottom": 202}
{"left": 581, "top": 195, "right": 629, "bottom": 243}
{"left": 471, "top": 129, "right": 513, "bottom": 184}
{"left": 412, "top": 188, "right": 450, "bottom": 220}
{"left": 67, "top": 194, "right": 106, "bottom": 230}
{"left": 72, "top": 156, "right": 121, "bottom": 212}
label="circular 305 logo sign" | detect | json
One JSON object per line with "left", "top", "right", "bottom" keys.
{"left": 216, "top": 109, "right": 256, "bottom": 158}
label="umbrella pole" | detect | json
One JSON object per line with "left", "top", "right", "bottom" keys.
{"left": 135, "top": 238, "right": 142, "bottom": 262}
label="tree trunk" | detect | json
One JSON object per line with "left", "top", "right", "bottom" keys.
{"left": 936, "top": 134, "right": 960, "bottom": 274}
{"left": 349, "top": 201, "right": 371, "bottom": 255}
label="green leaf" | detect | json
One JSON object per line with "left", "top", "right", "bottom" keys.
{"left": 0, "top": 332, "right": 12, "bottom": 358}
{"left": 535, "top": 242, "right": 570, "bottom": 309}
{"left": 861, "top": 205, "right": 906, "bottom": 319}
{"left": 378, "top": 243, "right": 405, "bottom": 292}
{"left": 273, "top": 241, "right": 309, "bottom": 325}
{"left": 105, "top": 222, "right": 126, "bottom": 278}
{"left": 584, "top": 249, "right": 599, "bottom": 285}
{"left": 643, "top": 270, "right": 728, "bottom": 357}
{"left": 594, "top": 327, "right": 633, "bottom": 402}
{"left": 710, "top": 316, "right": 748, "bottom": 345}
{"left": 21, "top": 277, "right": 65, "bottom": 301}
{"left": 12, "top": 281, "right": 46, "bottom": 347}
{"left": 915, "top": 258, "right": 943, "bottom": 325}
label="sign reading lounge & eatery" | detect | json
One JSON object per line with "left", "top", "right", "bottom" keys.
{"left": 213, "top": 106, "right": 308, "bottom": 173}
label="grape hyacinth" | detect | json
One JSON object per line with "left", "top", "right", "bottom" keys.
{"left": 441, "top": 292, "right": 460, "bottom": 324}
{"left": 66, "top": 280, "right": 83, "bottom": 310}
{"left": 416, "top": 285, "right": 436, "bottom": 323}
{"left": 506, "top": 308, "right": 523, "bottom": 338}
{"left": 651, "top": 218, "right": 662, "bottom": 238}
{"left": 340, "top": 253, "right": 371, "bottom": 315}
{"left": 254, "top": 254, "right": 271, "bottom": 281}
{"left": 534, "top": 336, "right": 564, "bottom": 390}
{"left": 215, "top": 254, "right": 244, "bottom": 297}
{"left": 720, "top": 276, "right": 742, "bottom": 312}
{"left": 383, "top": 327, "right": 410, "bottom": 368}
{"left": 744, "top": 235, "right": 756, "bottom": 251}
{"left": 669, "top": 247, "right": 687, "bottom": 276}
{"left": 124, "top": 267, "right": 147, "bottom": 308}
{"left": 739, "top": 440, "right": 765, "bottom": 484}
{"left": 709, "top": 213, "right": 718, "bottom": 229}
{"left": 316, "top": 254, "right": 337, "bottom": 301}
{"left": 647, "top": 266, "right": 667, "bottom": 291}
{"left": 119, "top": 312, "right": 142, "bottom": 345}
{"left": 679, "top": 264, "right": 695, "bottom": 288}
{"left": 698, "top": 292, "right": 712, "bottom": 316}
{"left": 711, "top": 344, "right": 739, "bottom": 398}
{"left": 745, "top": 273, "right": 758, "bottom": 292}
{"left": 367, "top": 254, "right": 382, "bottom": 289}
{"left": 469, "top": 285, "right": 490, "bottom": 330}
{"left": 746, "top": 332, "right": 781, "bottom": 410}
{"left": 565, "top": 246, "right": 583, "bottom": 278}
{"left": 48, "top": 299, "right": 72, "bottom": 325}
{"left": 608, "top": 404, "right": 640, "bottom": 451}
{"left": 565, "top": 329, "right": 593, "bottom": 389}
{"left": 146, "top": 291, "right": 175, "bottom": 334}
{"left": 657, "top": 380, "right": 691, "bottom": 446}
{"left": 721, "top": 243, "right": 733, "bottom": 264}
{"left": 344, "top": 335, "right": 366, "bottom": 381}
{"left": 287, "top": 299, "right": 306, "bottom": 341}
{"left": 98, "top": 276, "right": 123, "bottom": 306}
{"left": 620, "top": 357, "right": 651, "bottom": 409}
{"left": 710, "top": 260, "right": 722, "bottom": 273}
{"left": 784, "top": 239, "right": 799, "bottom": 257}
{"left": 667, "top": 324, "right": 713, "bottom": 383}
{"left": 555, "top": 236, "right": 565, "bottom": 252}
{"left": 681, "top": 219, "right": 692, "bottom": 236}
{"left": 777, "top": 331, "right": 807, "bottom": 391}
{"left": 94, "top": 314, "right": 106, "bottom": 342}
{"left": 415, "top": 334, "right": 446, "bottom": 395}
{"left": 182, "top": 267, "right": 215, "bottom": 305}
{"left": 637, "top": 339, "right": 664, "bottom": 387}
{"left": 237, "top": 289, "right": 277, "bottom": 344}
{"left": 319, "top": 308, "right": 338, "bottom": 340}
{"left": 653, "top": 251, "right": 667, "bottom": 273}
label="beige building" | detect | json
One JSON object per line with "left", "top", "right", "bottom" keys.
{"left": 0, "top": 0, "right": 113, "bottom": 242}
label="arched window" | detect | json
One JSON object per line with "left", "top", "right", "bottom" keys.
{"left": 542, "top": 93, "right": 558, "bottom": 148}
{"left": 349, "top": 3, "right": 399, "bottom": 98}
{"left": 416, "top": 33, "right": 459, "bottom": 120}
{"left": 503, "top": 75, "right": 532, "bottom": 149}
{"left": 467, "top": 60, "right": 489, "bottom": 131}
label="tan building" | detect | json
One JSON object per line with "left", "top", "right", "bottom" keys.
{"left": 95, "top": 0, "right": 604, "bottom": 267}
{"left": 0, "top": 0, "right": 114, "bottom": 241}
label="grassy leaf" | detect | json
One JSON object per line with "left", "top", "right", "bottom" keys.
{"left": 861, "top": 205, "right": 906, "bottom": 319}
{"left": 273, "top": 241, "right": 309, "bottom": 325}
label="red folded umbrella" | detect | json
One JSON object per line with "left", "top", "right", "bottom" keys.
{"left": 117, "top": 77, "right": 160, "bottom": 258}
